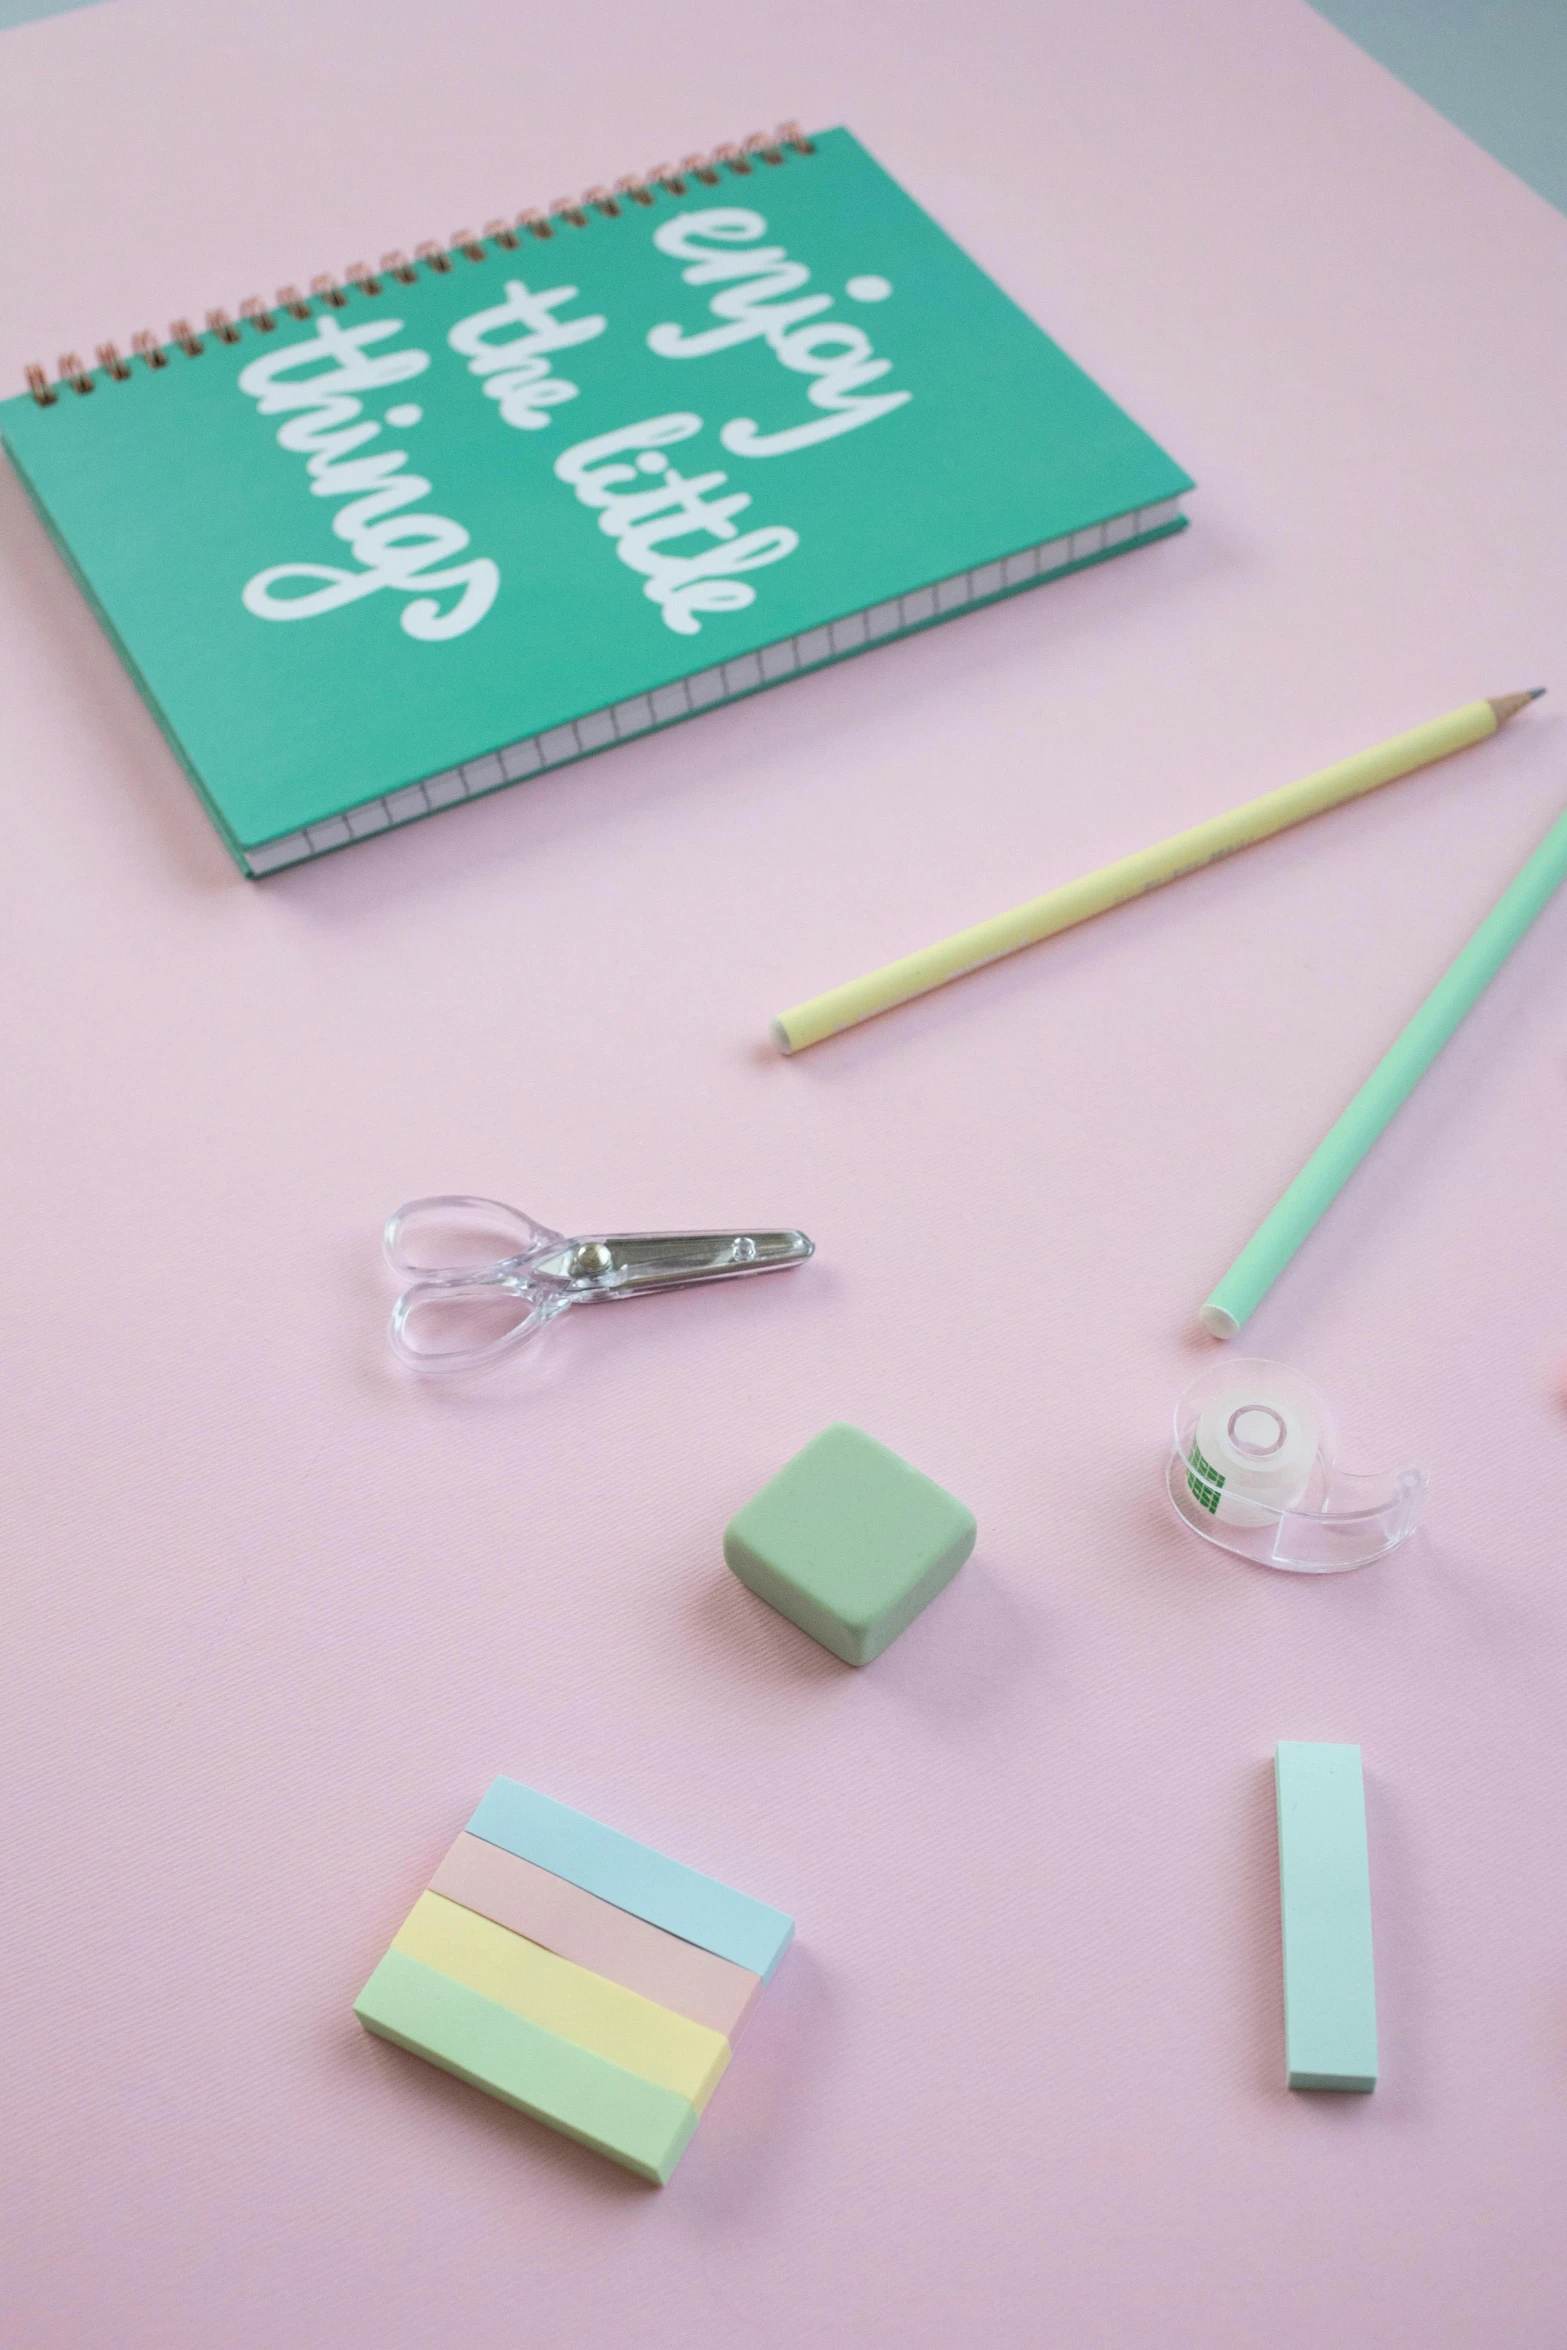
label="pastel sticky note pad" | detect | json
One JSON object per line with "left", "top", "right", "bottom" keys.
{"left": 723, "top": 1422, "right": 977, "bottom": 1666}
{"left": 355, "top": 1948, "right": 698, "bottom": 2184}
{"left": 430, "top": 1832, "right": 763, "bottom": 2042}
{"left": 467, "top": 1779, "right": 793, "bottom": 1982}
{"left": 358, "top": 1778, "right": 791, "bottom": 2180}
{"left": 1274, "top": 1742, "right": 1379, "bottom": 2093}
{"left": 392, "top": 1891, "right": 731, "bottom": 2110}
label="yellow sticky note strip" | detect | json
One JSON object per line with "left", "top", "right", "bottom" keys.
{"left": 393, "top": 1891, "right": 731, "bottom": 2111}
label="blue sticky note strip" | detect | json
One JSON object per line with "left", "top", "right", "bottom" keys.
{"left": 467, "top": 1779, "right": 794, "bottom": 1983}
{"left": 1274, "top": 1742, "right": 1379, "bottom": 2092}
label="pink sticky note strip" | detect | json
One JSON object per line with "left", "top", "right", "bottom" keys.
{"left": 427, "top": 1832, "right": 763, "bottom": 2043}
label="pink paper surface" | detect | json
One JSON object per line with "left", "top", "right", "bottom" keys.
{"left": 2, "top": 2, "right": 1565, "bottom": 2344}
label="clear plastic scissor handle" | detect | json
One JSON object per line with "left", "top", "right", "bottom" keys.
{"left": 385, "top": 1195, "right": 568, "bottom": 1375}
{"left": 384, "top": 1195, "right": 565, "bottom": 1282}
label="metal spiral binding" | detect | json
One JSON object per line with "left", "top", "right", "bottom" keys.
{"left": 22, "top": 123, "right": 814, "bottom": 406}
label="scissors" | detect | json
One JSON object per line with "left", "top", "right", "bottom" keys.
{"left": 385, "top": 1194, "right": 815, "bottom": 1374}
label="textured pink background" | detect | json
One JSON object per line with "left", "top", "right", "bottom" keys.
{"left": 3, "top": 2, "right": 1566, "bottom": 2343}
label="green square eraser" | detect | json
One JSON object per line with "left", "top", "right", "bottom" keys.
{"left": 723, "top": 1423, "right": 977, "bottom": 1666}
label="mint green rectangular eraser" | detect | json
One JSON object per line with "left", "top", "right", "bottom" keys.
{"left": 723, "top": 1422, "right": 976, "bottom": 1666}
{"left": 1274, "top": 1742, "right": 1378, "bottom": 2093}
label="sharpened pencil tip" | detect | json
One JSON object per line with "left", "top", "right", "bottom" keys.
{"left": 1488, "top": 689, "right": 1547, "bottom": 725}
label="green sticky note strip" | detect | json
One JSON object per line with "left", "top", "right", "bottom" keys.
{"left": 1274, "top": 1742, "right": 1379, "bottom": 2093}
{"left": 355, "top": 1947, "right": 700, "bottom": 2183}
{"left": 724, "top": 1422, "right": 976, "bottom": 1666}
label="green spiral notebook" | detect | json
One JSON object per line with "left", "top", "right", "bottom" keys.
{"left": 2, "top": 125, "right": 1193, "bottom": 877}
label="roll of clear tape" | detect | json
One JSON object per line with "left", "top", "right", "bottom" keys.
{"left": 1191, "top": 1381, "right": 1317, "bottom": 1528}
{"left": 1168, "top": 1358, "right": 1426, "bottom": 1573}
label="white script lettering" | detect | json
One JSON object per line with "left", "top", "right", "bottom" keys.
{"left": 447, "top": 278, "right": 607, "bottom": 430}
{"left": 553, "top": 414, "right": 798, "bottom": 634}
{"left": 237, "top": 316, "right": 498, "bottom": 640}
{"left": 647, "top": 208, "right": 911, "bottom": 457}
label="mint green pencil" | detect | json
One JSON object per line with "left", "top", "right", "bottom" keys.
{"left": 1202, "top": 773, "right": 1564, "bottom": 1338}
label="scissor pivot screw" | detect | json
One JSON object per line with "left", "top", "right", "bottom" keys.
{"left": 572, "top": 1241, "right": 613, "bottom": 1277}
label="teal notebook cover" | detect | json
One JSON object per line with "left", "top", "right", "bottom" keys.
{"left": 1, "top": 126, "right": 1193, "bottom": 875}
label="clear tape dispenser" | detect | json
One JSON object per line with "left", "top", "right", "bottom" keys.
{"left": 1167, "top": 1358, "right": 1426, "bottom": 1573}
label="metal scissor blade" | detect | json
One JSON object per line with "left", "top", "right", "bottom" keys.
{"left": 529, "top": 1229, "right": 815, "bottom": 1300}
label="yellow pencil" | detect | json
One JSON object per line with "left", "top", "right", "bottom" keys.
{"left": 769, "top": 693, "right": 1543, "bottom": 1055}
